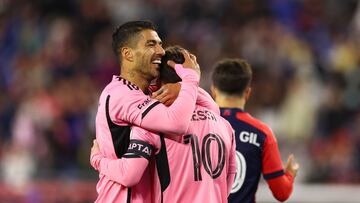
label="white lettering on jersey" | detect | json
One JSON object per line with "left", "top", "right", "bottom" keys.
{"left": 239, "top": 131, "right": 260, "bottom": 147}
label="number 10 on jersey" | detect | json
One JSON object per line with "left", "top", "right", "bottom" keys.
{"left": 184, "top": 133, "right": 226, "bottom": 181}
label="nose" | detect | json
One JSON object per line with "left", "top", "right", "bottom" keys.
{"left": 156, "top": 44, "right": 165, "bottom": 56}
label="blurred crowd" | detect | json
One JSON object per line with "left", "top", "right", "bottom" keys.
{"left": 0, "top": 0, "right": 360, "bottom": 197}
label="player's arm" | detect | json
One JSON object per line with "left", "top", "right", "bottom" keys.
{"left": 90, "top": 129, "right": 161, "bottom": 187}
{"left": 139, "top": 61, "right": 199, "bottom": 135}
{"left": 262, "top": 128, "right": 299, "bottom": 202}
{"left": 111, "top": 51, "right": 200, "bottom": 136}
{"left": 137, "top": 52, "right": 200, "bottom": 135}
{"left": 266, "top": 154, "right": 299, "bottom": 202}
{"left": 90, "top": 142, "right": 149, "bottom": 187}
{"left": 153, "top": 84, "right": 220, "bottom": 115}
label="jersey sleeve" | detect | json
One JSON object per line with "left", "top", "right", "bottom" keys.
{"left": 261, "top": 127, "right": 285, "bottom": 179}
{"left": 266, "top": 172, "right": 294, "bottom": 201}
{"left": 110, "top": 64, "right": 199, "bottom": 136}
{"left": 91, "top": 127, "right": 161, "bottom": 187}
{"left": 261, "top": 127, "right": 294, "bottom": 200}
{"left": 196, "top": 87, "right": 220, "bottom": 115}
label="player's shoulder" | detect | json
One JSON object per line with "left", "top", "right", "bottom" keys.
{"left": 105, "top": 76, "right": 140, "bottom": 93}
{"left": 218, "top": 115, "right": 234, "bottom": 131}
{"left": 236, "top": 112, "right": 274, "bottom": 137}
{"left": 220, "top": 117, "right": 236, "bottom": 140}
{"left": 101, "top": 76, "right": 147, "bottom": 102}
{"left": 195, "top": 106, "right": 234, "bottom": 135}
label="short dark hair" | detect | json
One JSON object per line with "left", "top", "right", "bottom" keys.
{"left": 159, "top": 45, "right": 184, "bottom": 83}
{"left": 212, "top": 58, "right": 252, "bottom": 96}
{"left": 112, "top": 20, "right": 156, "bottom": 64}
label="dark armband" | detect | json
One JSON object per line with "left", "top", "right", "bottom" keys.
{"left": 123, "top": 139, "right": 154, "bottom": 160}
{"left": 263, "top": 169, "right": 285, "bottom": 180}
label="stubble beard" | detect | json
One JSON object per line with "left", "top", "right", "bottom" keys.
{"left": 134, "top": 61, "right": 157, "bottom": 82}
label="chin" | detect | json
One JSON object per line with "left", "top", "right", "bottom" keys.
{"left": 152, "top": 71, "right": 160, "bottom": 79}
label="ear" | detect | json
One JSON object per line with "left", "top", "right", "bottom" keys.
{"left": 244, "top": 87, "right": 252, "bottom": 101}
{"left": 121, "top": 47, "right": 134, "bottom": 62}
{"left": 210, "top": 85, "right": 217, "bottom": 100}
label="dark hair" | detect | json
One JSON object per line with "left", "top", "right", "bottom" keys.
{"left": 212, "top": 58, "right": 252, "bottom": 96}
{"left": 159, "top": 45, "right": 184, "bottom": 83}
{"left": 112, "top": 20, "right": 156, "bottom": 64}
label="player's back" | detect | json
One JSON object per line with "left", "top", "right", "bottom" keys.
{"left": 154, "top": 105, "right": 236, "bottom": 203}
{"left": 221, "top": 108, "right": 283, "bottom": 203}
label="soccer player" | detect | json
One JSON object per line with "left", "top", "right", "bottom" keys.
{"left": 94, "top": 21, "right": 201, "bottom": 202}
{"left": 211, "top": 58, "right": 299, "bottom": 203}
{"left": 91, "top": 46, "right": 236, "bottom": 203}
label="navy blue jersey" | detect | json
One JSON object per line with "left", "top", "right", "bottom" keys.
{"left": 221, "top": 108, "right": 285, "bottom": 203}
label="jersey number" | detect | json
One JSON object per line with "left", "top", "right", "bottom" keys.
{"left": 231, "top": 150, "right": 246, "bottom": 193}
{"left": 185, "top": 133, "right": 226, "bottom": 181}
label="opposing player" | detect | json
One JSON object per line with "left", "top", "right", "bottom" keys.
{"left": 95, "top": 21, "right": 201, "bottom": 202}
{"left": 91, "top": 46, "right": 236, "bottom": 203}
{"left": 211, "top": 58, "right": 299, "bottom": 203}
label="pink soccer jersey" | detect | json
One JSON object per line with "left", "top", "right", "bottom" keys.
{"left": 94, "top": 64, "right": 199, "bottom": 202}
{"left": 196, "top": 86, "right": 220, "bottom": 115}
{"left": 92, "top": 105, "right": 236, "bottom": 203}
{"left": 154, "top": 106, "right": 236, "bottom": 203}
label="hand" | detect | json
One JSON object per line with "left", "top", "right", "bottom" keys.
{"left": 91, "top": 139, "right": 100, "bottom": 155}
{"left": 152, "top": 83, "right": 181, "bottom": 106}
{"left": 167, "top": 50, "right": 201, "bottom": 76}
{"left": 285, "top": 154, "right": 299, "bottom": 177}
{"left": 90, "top": 139, "right": 102, "bottom": 170}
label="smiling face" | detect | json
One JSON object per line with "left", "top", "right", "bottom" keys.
{"left": 132, "top": 29, "right": 165, "bottom": 81}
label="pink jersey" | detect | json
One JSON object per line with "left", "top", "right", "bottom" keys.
{"left": 94, "top": 64, "right": 199, "bottom": 202}
{"left": 92, "top": 105, "right": 236, "bottom": 203}
{"left": 154, "top": 106, "right": 236, "bottom": 203}
{"left": 196, "top": 86, "right": 220, "bottom": 115}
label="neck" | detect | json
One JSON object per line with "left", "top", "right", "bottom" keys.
{"left": 120, "top": 68, "right": 151, "bottom": 93}
{"left": 215, "top": 94, "right": 246, "bottom": 110}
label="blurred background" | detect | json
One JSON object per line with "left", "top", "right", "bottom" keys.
{"left": 0, "top": 0, "right": 359, "bottom": 202}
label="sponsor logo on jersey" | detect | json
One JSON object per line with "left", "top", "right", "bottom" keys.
{"left": 137, "top": 98, "right": 152, "bottom": 109}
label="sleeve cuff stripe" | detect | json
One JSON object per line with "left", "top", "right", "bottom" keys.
{"left": 142, "top": 101, "right": 161, "bottom": 119}
{"left": 263, "top": 169, "right": 285, "bottom": 180}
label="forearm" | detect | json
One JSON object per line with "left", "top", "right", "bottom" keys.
{"left": 140, "top": 65, "right": 199, "bottom": 135}
{"left": 93, "top": 154, "right": 148, "bottom": 187}
{"left": 266, "top": 172, "right": 294, "bottom": 202}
